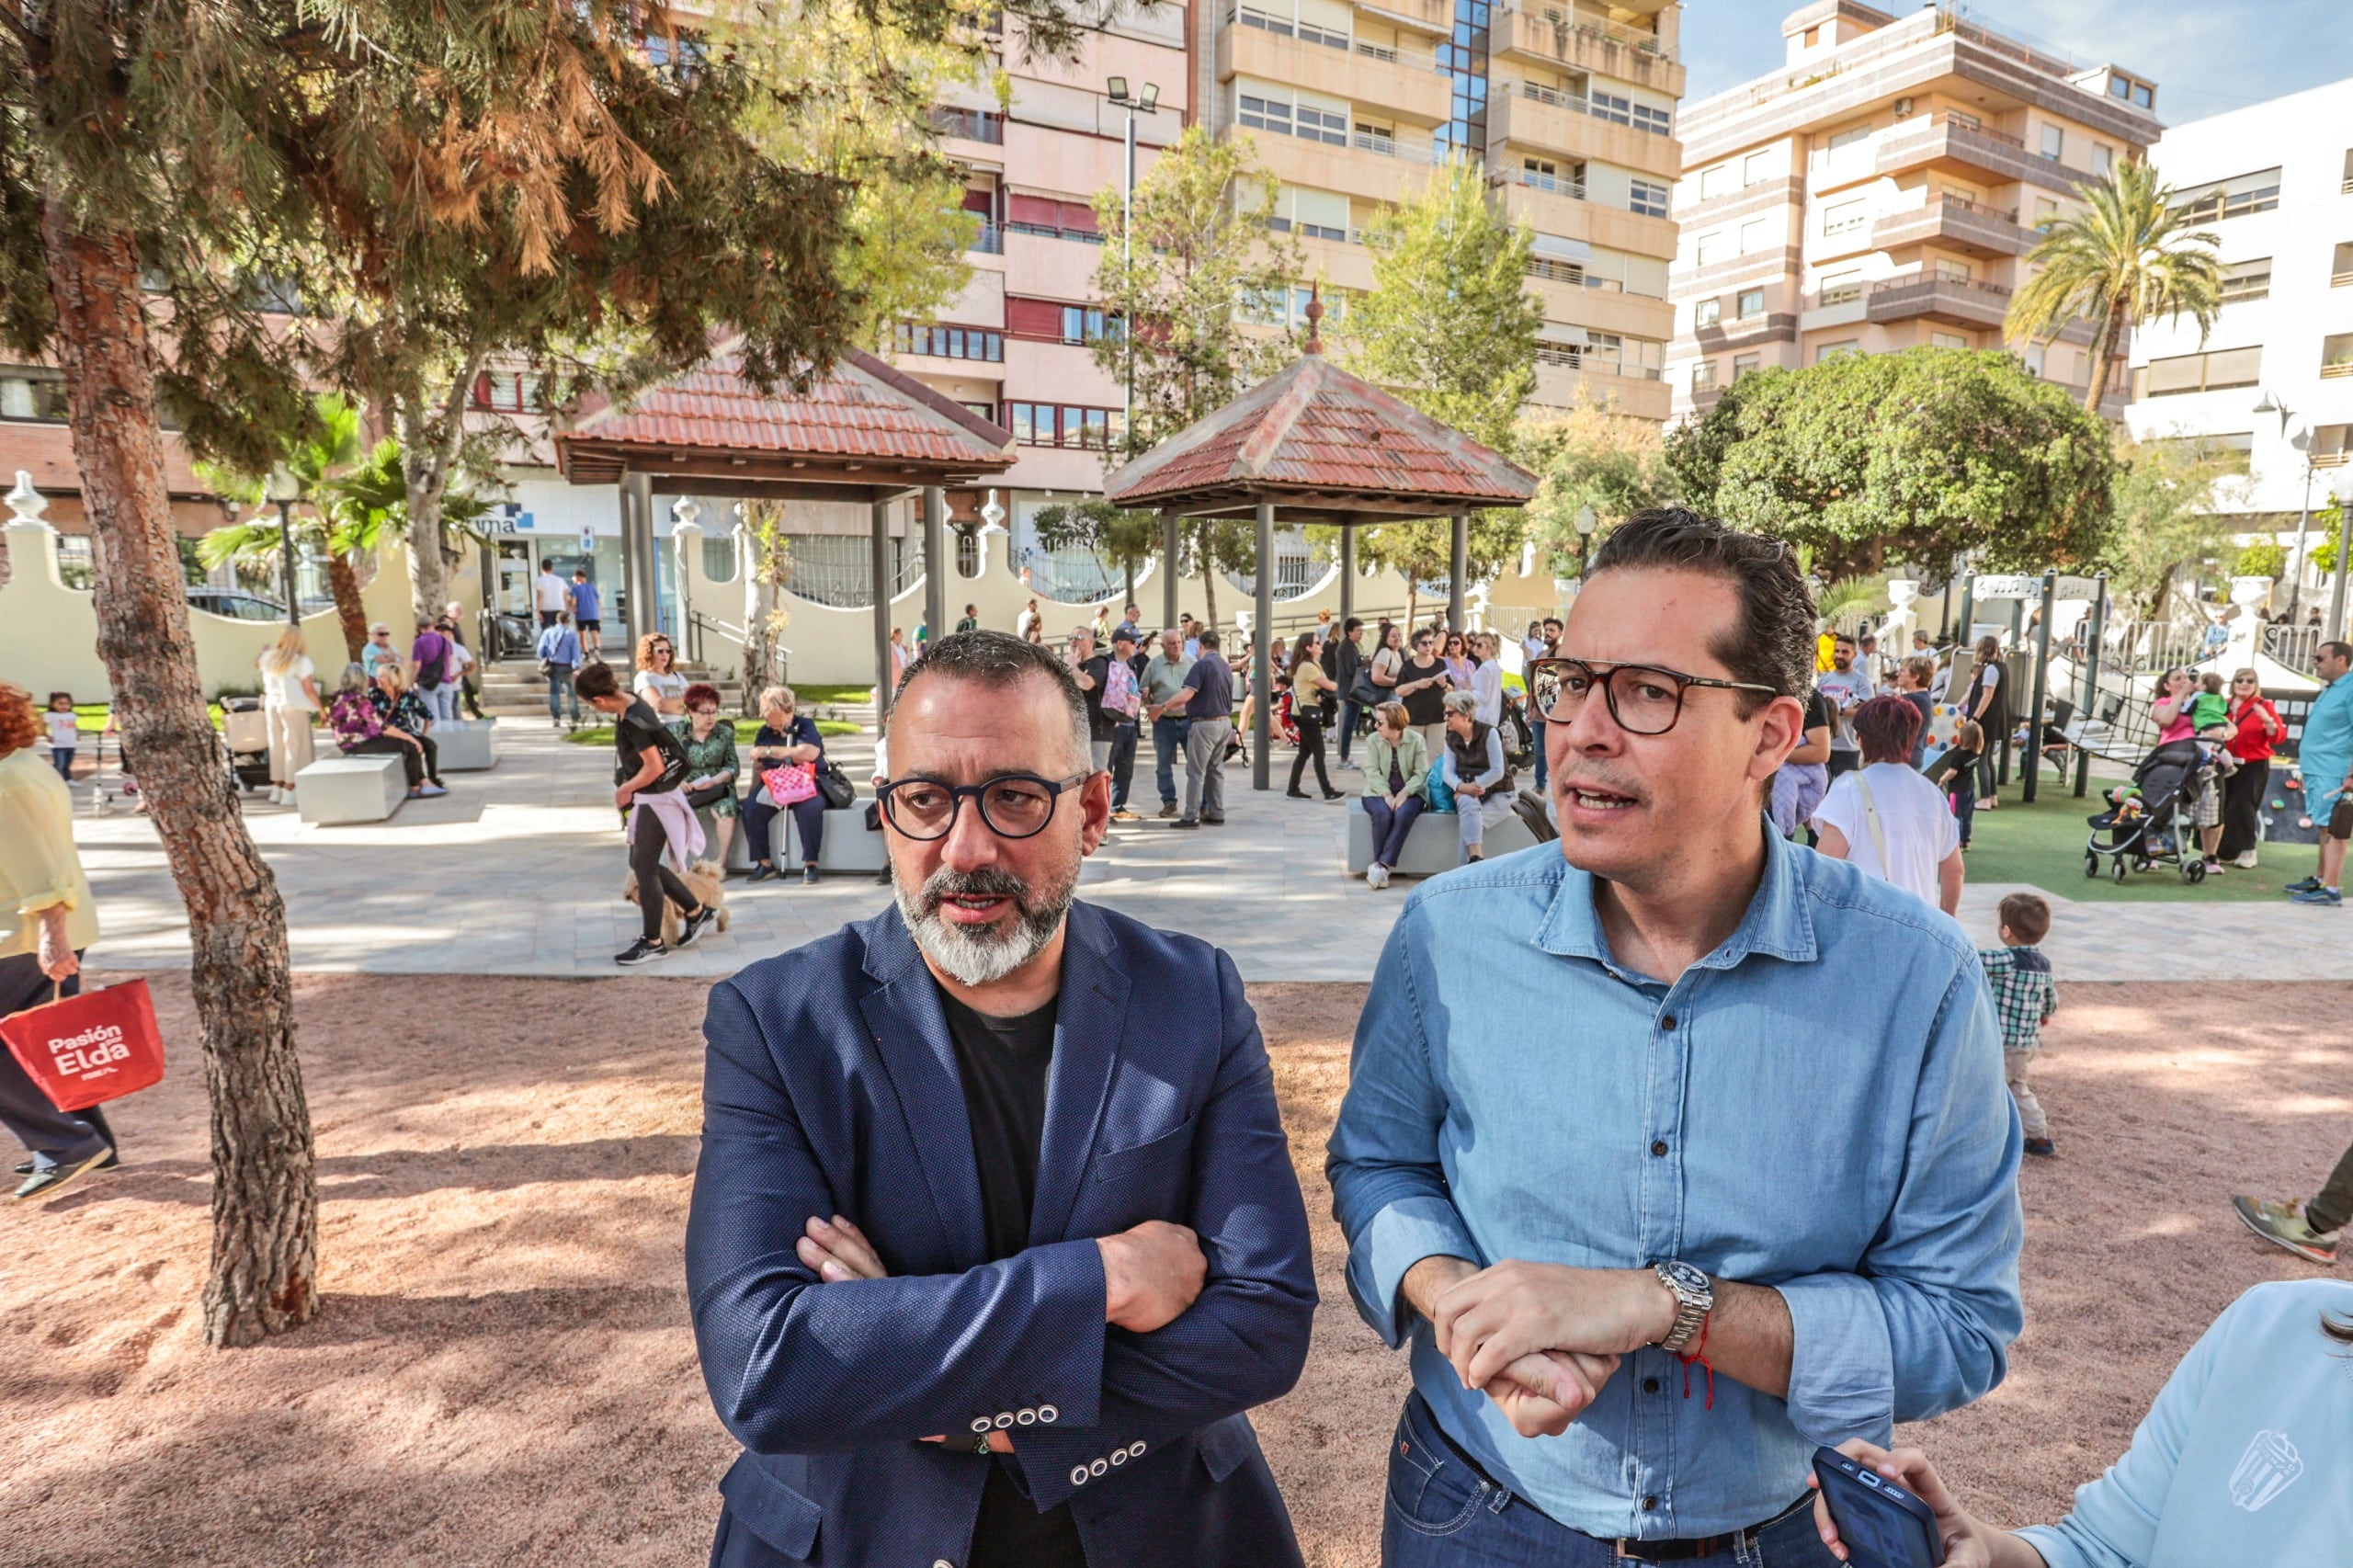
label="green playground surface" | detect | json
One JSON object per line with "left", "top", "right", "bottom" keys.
{"left": 1957, "top": 767, "right": 2323, "bottom": 903}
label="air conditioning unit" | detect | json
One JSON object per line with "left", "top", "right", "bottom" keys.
{"left": 1893, "top": 97, "right": 1915, "bottom": 116}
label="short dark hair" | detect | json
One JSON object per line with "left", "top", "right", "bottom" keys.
{"left": 572, "top": 660, "right": 620, "bottom": 700}
{"left": 2323, "top": 640, "right": 2353, "bottom": 665}
{"left": 894, "top": 630, "right": 1087, "bottom": 763}
{"left": 1997, "top": 892, "right": 2052, "bottom": 944}
{"left": 1199, "top": 628, "right": 1221, "bottom": 651}
{"left": 1834, "top": 632, "right": 1857, "bottom": 650}
{"left": 1585, "top": 507, "right": 1816, "bottom": 709}
{"left": 1343, "top": 617, "right": 1363, "bottom": 634}
{"left": 1853, "top": 693, "right": 1922, "bottom": 764}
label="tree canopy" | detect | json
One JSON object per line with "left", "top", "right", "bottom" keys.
{"left": 1515, "top": 394, "right": 1678, "bottom": 575}
{"left": 1665, "top": 347, "right": 2116, "bottom": 580}
{"left": 2100, "top": 432, "right": 2241, "bottom": 618}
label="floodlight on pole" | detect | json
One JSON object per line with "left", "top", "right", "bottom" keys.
{"left": 265, "top": 464, "right": 301, "bottom": 627}
{"left": 1108, "top": 77, "right": 1160, "bottom": 452}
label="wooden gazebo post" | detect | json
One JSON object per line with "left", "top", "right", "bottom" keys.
{"left": 1102, "top": 293, "right": 1536, "bottom": 790}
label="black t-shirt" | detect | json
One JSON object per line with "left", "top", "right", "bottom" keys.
{"left": 1400, "top": 655, "right": 1449, "bottom": 725}
{"left": 1078, "top": 653, "right": 1120, "bottom": 743}
{"left": 1802, "top": 690, "right": 1836, "bottom": 738}
{"left": 936, "top": 984, "right": 1087, "bottom": 1568}
{"left": 614, "top": 698, "right": 690, "bottom": 793}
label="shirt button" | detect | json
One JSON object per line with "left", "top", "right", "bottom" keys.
{"left": 1659, "top": 1014, "right": 1677, "bottom": 1030}
{"left": 1643, "top": 1377, "right": 1661, "bottom": 1393}
{"left": 1651, "top": 1140, "right": 1668, "bottom": 1157}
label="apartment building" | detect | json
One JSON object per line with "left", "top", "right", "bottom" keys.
{"left": 2124, "top": 75, "right": 2353, "bottom": 595}
{"left": 1667, "top": 1, "right": 2161, "bottom": 421}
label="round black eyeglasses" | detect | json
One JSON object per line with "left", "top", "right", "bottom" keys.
{"left": 876, "top": 772, "right": 1090, "bottom": 841}
{"left": 1527, "top": 657, "right": 1781, "bottom": 736}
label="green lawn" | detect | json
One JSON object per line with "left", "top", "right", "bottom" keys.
{"left": 784, "top": 684, "right": 874, "bottom": 706}
{"left": 563, "top": 718, "right": 858, "bottom": 746}
{"left": 1958, "top": 770, "right": 2319, "bottom": 903}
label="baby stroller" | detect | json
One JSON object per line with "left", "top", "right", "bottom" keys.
{"left": 2084, "top": 740, "right": 2211, "bottom": 886}
{"left": 218, "top": 694, "right": 274, "bottom": 794}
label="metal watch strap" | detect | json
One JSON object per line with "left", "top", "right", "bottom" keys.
{"left": 1654, "top": 1261, "right": 1712, "bottom": 1357}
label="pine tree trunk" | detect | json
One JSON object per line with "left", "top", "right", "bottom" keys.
{"left": 40, "top": 199, "right": 318, "bottom": 1348}
{"left": 398, "top": 403, "right": 450, "bottom": 627}
{"left": 327, "top": 552, "right": 368, "bottom": 664}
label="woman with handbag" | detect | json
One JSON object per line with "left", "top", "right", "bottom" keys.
{"left": 0, "top": 681, "right": 116, "bottom": 1200}
{"left": 679, "top": 683, "right": 743, "bottom": 870}
{"left": 574, "top": 661, "right": 715, "bottom": 966}
{"left": 742, "top": 685, "right": 833, "bottom": 885}
{"left": 1285, "top": 632, "right": 1346, "bottom": 801}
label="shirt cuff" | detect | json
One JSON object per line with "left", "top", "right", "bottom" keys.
{"left": 1346, "top": 1196, "right": 1483, "bottom": 1348}
{"left": 1778, "top": 1271, "right": 1894, "bottom": 1448}
{"left": 16, "top": 887, "right": 77, "bottom": 918}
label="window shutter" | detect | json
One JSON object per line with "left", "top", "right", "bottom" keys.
{"left": 1007, "top": 194, "right": 1060, "bottom": 227}
{"left": 1006, "top": 297, "right": 1064, "bottom": 339}
{"left": 1058, "top": 201, "right": 1100, "bottom": 234}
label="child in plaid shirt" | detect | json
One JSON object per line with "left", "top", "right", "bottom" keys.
{"left": 1981, "top": 892, "right": 2058, "bottom": 1158}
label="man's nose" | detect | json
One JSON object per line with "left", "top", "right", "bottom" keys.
{"left": 937, "top": 798, "right": 1002, "bottom": 871}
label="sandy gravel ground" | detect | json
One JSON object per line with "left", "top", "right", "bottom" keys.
{"left": 2, "top": 974, "right": 2345, "bottom": 1567}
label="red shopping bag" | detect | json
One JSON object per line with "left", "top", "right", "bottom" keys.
{"left": 1, "top": 977, "right": 166, "bottom": 1112}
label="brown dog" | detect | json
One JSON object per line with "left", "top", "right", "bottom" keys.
{"left": 623, "top": 858, "right": 730, "bottom": 948}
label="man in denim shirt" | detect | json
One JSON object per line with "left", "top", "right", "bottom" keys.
{"left": 1328, "top": 510, "right": 2022, "bottom": 1566}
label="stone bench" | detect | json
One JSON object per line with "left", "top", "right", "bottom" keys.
{"left": 432, "top": 719, "right": 499, "bottom": 772}
{"left": 1343, "top": 793, "right": 1538, "bottom": 878}
{"left": 295, "top": 755, "right": 406, "bottom": 825}
{"left": 698, "top": 800, "right": 889, "bottom": 876}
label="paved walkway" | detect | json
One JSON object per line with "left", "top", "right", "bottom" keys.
{"left": 70, "top": 721, "right": 2353, "bottom": 983}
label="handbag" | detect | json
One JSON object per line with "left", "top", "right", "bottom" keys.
{"left": 763, "top": 762, "right": 818, "bottom": 805}
{"left": 684, "top": 780, "right": 732, "bottom": 812}
{"left": 814, "top": 758, "right": 856, "bottom": 811}
{"left": 2, "top": 977, "right": 166, "bottom": 1112}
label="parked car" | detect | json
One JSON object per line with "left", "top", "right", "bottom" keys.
{"left": 185, "top": 586, "right": 287, "bottom": 620}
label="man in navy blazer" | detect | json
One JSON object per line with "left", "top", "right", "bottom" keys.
{"left": 687, "top": 631, "right": 1318, "bottom": 1568}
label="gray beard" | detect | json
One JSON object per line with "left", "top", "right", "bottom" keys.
{"left": 895, "top": 863, "right": 1077, "bottom": 988}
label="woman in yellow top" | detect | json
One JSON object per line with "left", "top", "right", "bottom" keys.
{"left": 1285, "top": 631, "right": 1345, "bottom": 801}
{"left": 0, "top": 680, "right": 113, "bottom": 1201}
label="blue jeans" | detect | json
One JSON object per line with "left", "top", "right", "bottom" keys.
{"left": 52, "top": 746, "right": 75, "bottom": 781}
{"left": 1108, "top": 720, "right": 1139, "bottom": 808}
{"left": 1950, "top": 772, "right": 1978, "bottom": 847}
{"left": 1338, "top": 699, "right": 1361, "bottom": 763}
{"left": 1152, "top": 716, "right": 1192, "bottom": 806}
{"left": 1364, "top": 795, "right": 1424, "bottom": 869}
{"left": 547, "top": 668, "right": 579, "bottom": 723}
{"left": 1381, "top": 1393, "right": 1836, "bottom": 1568}
{"left": 1529, "top": 720, "right": 1547, "bottom": 792}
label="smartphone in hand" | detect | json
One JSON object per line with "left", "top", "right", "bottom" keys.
{"left": 1813, "top": 1447, "right": 1944, "bottom": 1568}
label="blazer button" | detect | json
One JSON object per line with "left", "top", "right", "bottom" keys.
{"left": 934, "top": 1560, "right": 954, "bottom": 1568}
{"left": 1089, "top": 1458, "right": 1108, "bottom": 1477}
{"left": 969, "top": 1417, "right": 993, "bottom": 1434}
{"left": 1108, "top": 1448, "right": 1128, "bottom": 1467}
{"left": 1069, "top": 1465, "right": 1089, "bottom": 1487}
{"left": 1038, "top": 1404, "right": 1059, "bottom": 1424}
{"left": 1128, "top": 1440, "right": 1146, "bottom": 1459}
{"left": 993, "top": 1412, "right": 1015, "bottom": 1429}
{"left": 1016, "top": 1408, "right": 1038, "bottom": 1426}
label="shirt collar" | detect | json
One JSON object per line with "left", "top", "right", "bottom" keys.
{"left": 1532, "top": 817, "right": 1819, "bottom": 974}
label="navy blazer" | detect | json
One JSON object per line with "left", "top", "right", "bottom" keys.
{"left": 687, "top": 900, "right": 1317, "bottom": 1568}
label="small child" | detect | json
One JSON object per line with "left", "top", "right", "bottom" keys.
{"left": 44, "top": 691, "right": 79, "bottom": 783}
{"left": 2188, "top": 671, "right": 2233, "bottom": 738}
{"left": 1981, "top": 892, "right": 2059, "bottom": 1158}
{"left": 1929, "top": 718, "right": 1985, "bottom": 848}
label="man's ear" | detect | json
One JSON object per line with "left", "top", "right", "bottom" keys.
{"left": 1750, "top": 693, "right": 1804, "bottom": 783}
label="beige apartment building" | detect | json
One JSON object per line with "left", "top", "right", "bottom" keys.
{"left": 1667, "top": 1, "right": 2161, "bottom": 421}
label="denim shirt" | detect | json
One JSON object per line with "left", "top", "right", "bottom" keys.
{"left": 1326, "top": 828, "right": 2023, "bottom": 1540}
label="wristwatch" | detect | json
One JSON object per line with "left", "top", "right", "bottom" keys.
{"left": 1652, "top": 1260, "right": 1715, "bottom": 1356}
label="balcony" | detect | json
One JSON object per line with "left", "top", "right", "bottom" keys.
{"left": 1511, "top": 165, "right": 1586, "bottom": 202}
{"left": 1491, "top": 8, "right": 1684, "bottom": 97}
{"left": 1865, "top": 273, "right": 2014, "bottom": 332}
{"left": 1350, "top": 128, "right": 1445, "bottom": 165}
{"left": 1487, "top": 85, "right": 1679, "bottom": 178}
{"left": 1874, "top": 113, "right": 2084, "bottom": 198}
{"left": 931, "top": 106, "right": 1005, "bottom": 144}
{"left": 1218, "top": 13, "right": 1451, "bottom": 125}
{"left": 967, "top": 222, "right": 1004, "bottom": 256}
{"left": 1872, "top": 193, "right": 2036, "bottom": 259}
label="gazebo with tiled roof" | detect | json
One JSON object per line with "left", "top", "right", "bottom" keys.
{"left": 1102, "top": 301, "right": 1536, "bottom": 790}
{"left": 554, "top": 342, "right": 1014, "bottom": 720}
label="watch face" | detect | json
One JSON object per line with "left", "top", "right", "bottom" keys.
{"left": 1660, "top": 1260, "right": 1710, "bottom": 1298}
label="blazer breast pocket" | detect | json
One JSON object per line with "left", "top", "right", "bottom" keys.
{"left": 1092, "top": 1118, "right": 1197, "bottom": 1186}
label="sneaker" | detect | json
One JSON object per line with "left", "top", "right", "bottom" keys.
{"left": 2203, "top": 858, "right": 2226, "bottom": 876}
{"left": 14, "top": 1151, "right": 117, "bottom": 1178}
{"left": 1322, "top": 790, "right": 1346, "bottom": 801}
{"left": 2232, "top": 1196, "right": 2341, "bottom": 1265}
{"left": 2291, "top": 885, "right": 2344, "bottom": 906}
{"left": 416, "top": 783, "right": 449, "bottom": 798}
{"left": 2285, "top": 874, "right": 2323, "bottom": 893}
{"left": 2022, "top": 1137, "right": 2057, "bottom": 1158}
{"left": 801, "top": 866, "right": 820, "bottom": 885}
{"left": 615, "top": 937, "right": 667, "bottom": 966}
{"left": 676, "top": 906, "right": 716, "bottom": 948}
{"left": 1111, "top": 807, "right": 1140, "bottom": 823}
{"left": 13, "top": 1147, "right": 115, "bottom": 1201}
{"left": 1366, "top": 863, "right": 1389, "bottom": 889}
{"left": 1172, "top": 816, "right": 1200, "bottom": 830}
{"left": 1287, "top": 789, "right": 1312, "bottom": 800}
{"left": 2233, "top": 851, "right": 2260, "bottom": 869}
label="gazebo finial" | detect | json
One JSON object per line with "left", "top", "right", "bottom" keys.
{"left": 1303, "top": 281, "right": 1324, "bottom": 357}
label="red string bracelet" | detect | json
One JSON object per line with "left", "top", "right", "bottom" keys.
{"left": 1677, "top": 1314, "right": 1716, "bottom": 1411}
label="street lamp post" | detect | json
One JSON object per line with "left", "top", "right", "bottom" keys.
{"left": 265, "top": 465, "right": 301, "bottom": 628}
{"left": 671, "top": 496, "right": 703, "bottom": 662}
{"left": 2328, "top": 470, "right": 2353, "bottom": 641}
{"left": 1105, "top": 78, "right": 1159, "bottom": 445}
{"left": 2254, "top": 392, "right": 2316, "bottom": 620}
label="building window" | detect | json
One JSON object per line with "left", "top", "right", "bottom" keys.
{"left": 931, "top": 106, "right": 1005, "bottom": 143}
{"left": 1814, "top": 340, "right": 1859, "bottom": 363}
{"left": 1742, "top": 150, "right": 1773, "bottom": 186}
{"left": 2035, "top": 198, "right": 2061, "bottom": 230}
{"left": 1693, "top": 298, "right": 1721, "bottom": 329}
{"left": 1934, "top": 258, "right": 1973, "bottom": 284}
{"left": 2092, "top": 143, "right": 2114, "bottom": 177}
{"left": 1629, "top": 179, "right": 1670, "bottom": 219}
{"left": 1692, "top": 230, "right": 1721, "bottom": 267}
{"left": 2219, "top": 259, "right": 2272, "bottom": 305}
{"left": 1005, "top": 401, "right": 1128, "bottom": 449}
{"left": 471, "top": 371, "right": 541, "bottom": 412}
{"left": 702, "top": 536, "right": 739, "bottom": 585}
{"left": 1739, "top": 217, "right": 1773, "bottom": 254}
{"left": 1692, "top": 360, "right": 1718, "bottom": 390}
{"left": 894, "top": 322, "right": 1006, "bottom": 361}
{"left": 2172, "top": 168, "right": 2282, "bottom": 222}
{"left": 2040, "top": 124, "right": 2063, "bottom": 161}
{"left": 1735, "top": 288, "right": 1765, "bottom": 319}
{"left": 2138, "top": 345, "right": 2265, "bottom": 396}
{"left": 1697, "top": 165, "right": 1728, "bottom": 202}
{"left": 2108, "top": 73, "right": 2154, "bottom": 109}
{"left": 0, "top": 368, "right": 70, "bottom": 422}
{"left": 955, "top": 529, "right": 983, "bottom": 579}
{"left": 1239, "top": 93, "right": 1293, "bottom": 134}
{"left": 1802, "top": 23, "right": 1819, "bottom": 44}
{"left": 1732, "top": 353, "right": 1760, "bottom": 381}
{"left": 52, "top": 533, "right": 94, "bottom": 590}
{"left": 1825, "top": 121, "right": 1871, "bottom": 151}
{"left": 1238, "top": 85, "right": 1346, "bottom": 145}
{"left": 1058, "top": 307, "right": 1120, "bottom": 346}
{"left": 1823, "top": 199, "right": 1866, "bottom": 238}
{"left": 1931, "top": 331, "right": 1969, "bottom": 350}
{"left": 2325, "top": 335, "right": 2353, "bottom": 379}
{"left": 2333, "top": 243, "right": 2353, "bottom": 286}
{"left": 1819, "top": 271, "right": 1862, "bottom": 306}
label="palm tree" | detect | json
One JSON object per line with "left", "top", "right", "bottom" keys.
{"left": 2006, "top": 158, "right": 2222, "bottom": 416}
{"left": 197, "top": 396, "right": 370, "bottom": 658}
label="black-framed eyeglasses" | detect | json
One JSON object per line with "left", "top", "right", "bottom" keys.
{"left": 877, "top": 772, "right": 1089, "bottom": 841}
{"left": 1527, "top": 657, "right": 1781, "bottom": 736}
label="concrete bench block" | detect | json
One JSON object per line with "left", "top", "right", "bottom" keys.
{"left": 433, "top": 719, "right": 500, "bottom": 772}
{"left": 696, "top": 805, "right": 756, "bottom": 874}
{"left": 1344, "top": 795, "right": 1537, "bottom": 877}
{"left": 296, "top": 755, "right": 406, "bottom": 825}
{"left": 790, "top": 805, "right": 888, "bottom": 874}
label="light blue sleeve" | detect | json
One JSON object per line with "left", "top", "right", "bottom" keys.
{"left": 2014, "top": 1298, "right": 2228, "bottom": 1568}
{"left": 1440, "top": 746, "right": 1462, "bottom": 789}
{"left": 1779, "top": 954, "right": 2024, "bottom": 1444}
{"left": 1324, "top": 903, "right": 1484, "bottom": 1347}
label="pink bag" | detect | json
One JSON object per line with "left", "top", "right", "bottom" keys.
{"left": 763, "top": 763, "right": 818, "bottom": 806}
